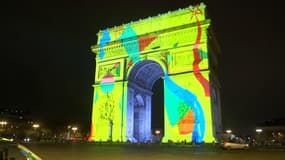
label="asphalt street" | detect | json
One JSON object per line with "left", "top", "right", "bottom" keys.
{"left": 11, "top": 143, "right": 283, "bottom": 160}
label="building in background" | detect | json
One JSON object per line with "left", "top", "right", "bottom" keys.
{"left": 0, "top": 107, "right": 52, "bottom": 142}
{"left": 256, "top": 118, "right": 285, "bottom": 146}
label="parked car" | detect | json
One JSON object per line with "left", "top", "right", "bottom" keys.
{"left": 221, "top": 141, "right": 249, "bottom": 150}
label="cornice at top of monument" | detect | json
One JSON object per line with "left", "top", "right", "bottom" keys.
{"left": 91, "top": 20, "right": 210, "bottom": 55}
{"left": 96, "top": 3, "right": 207, "bottom": 44}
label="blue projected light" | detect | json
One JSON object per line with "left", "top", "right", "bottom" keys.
{"left": 99, "top": 30, "right": 111, "bottom": 60}
{"left": 164, "top": 74, "right": 205, "bottom": 142}
{"left": 118, "top": 24, "right": 140, "bottom": 64}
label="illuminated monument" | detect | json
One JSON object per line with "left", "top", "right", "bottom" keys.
{"left": 89, "top": 3, "right": 222, "bottom": 143}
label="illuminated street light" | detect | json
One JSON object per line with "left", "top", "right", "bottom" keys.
{"left": 0, "top": 121, "right": 8, "bottom": 131}
{"left": 226, "top": 129, "right": 232, "bottom": 134}
{"left": 32, "top": 123, "right": 40, "bottom": 141}
{"left": 256, "top": 129, "right": 262, "bottom": 133}
{"left": 155, "top": 130, "right": 161, "bottom": 135}
{"left": 32, "top": 124, "right": 40, "bottom": 129}
{"left": 71, "top": 126, "right": 78, "bottom": 132}
{"left": 0, "top": 121, "right": 8, "bottom": 126}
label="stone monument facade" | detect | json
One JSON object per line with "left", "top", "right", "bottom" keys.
{"left": 89, "top": 3, "right": 222, "bottom": 143}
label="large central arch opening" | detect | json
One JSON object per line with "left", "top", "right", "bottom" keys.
{"left": 151, "top": 78, "right": 164, "bottom": 141}
{"left": 126, "top": 60, "right": 164, "bottom": 143}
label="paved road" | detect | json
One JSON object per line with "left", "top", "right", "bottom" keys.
{"left": 7, "top": 143, "right": 285, "bottom": 160}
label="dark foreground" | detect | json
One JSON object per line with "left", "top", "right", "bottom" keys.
{"left": 9, "top": 143, "right": 285, "bottom": 160}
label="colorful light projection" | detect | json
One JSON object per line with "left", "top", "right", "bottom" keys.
{"left": 89, "top": 3, "right": 216, "bottom": 143}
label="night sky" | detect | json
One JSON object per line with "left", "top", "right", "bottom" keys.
{"left": 1, "top": 0, "right": 284, "bottom": 134}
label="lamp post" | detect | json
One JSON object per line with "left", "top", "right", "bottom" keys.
{"left": 255, "top": 128, "right": 263, "bottom": 146}
{"left": 0, "top": 121, "right": 8, "bottom": 126}
{"left": 225, "top": 129, "right": 233, "bottom": 141}
{"left": 71, "top": 126, "right": 78, "bottom": 140}
{"left": 256, "top": 129, "right": 262, "bottom": 133}
{"left": 0, "top": 121, "right": 7, "bottom": 129}
{"left": 32, "top": 124, "right": 40, "bottom": 129}
{"left": 32, "top": 124, "right": 40, "bottom": 140}
{"left": 155, "top": 130, "right": 161, "bottom": 135}
{"left": 226, "top": 129, "right": 232, "bottom": 134}
{"left": 67, "top": 125, "right": 71, "bottom": 140}
{"left": 0, "top": 121, "right": 8, "bottom": 134}
{"left": 154, "top": 129, "right": 161, "bottom": 143}
{"left": 71, "top": 126, "right": 78, "bottom": 133}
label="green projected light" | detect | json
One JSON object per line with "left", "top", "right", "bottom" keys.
{"left": 89, "top": 3, "right": 218, "bottom": 143}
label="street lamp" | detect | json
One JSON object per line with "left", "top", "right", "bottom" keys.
{"left": 256, "top": 129, "right": 262, "bottom": 133}
{"left": 155, "top": 130, "right": 161, "bottom": 135}
{"left": 0, "top": 121, "right": 8, "bottom": 127}
{"left": 226, "top": 129, "right": 232, "bottom": 134}
{"left": 255, "top": 128, "right": 263, "bottom": 146}
{"left": 32, "top": 124, "right": 40, "bottom": 129}
{"left": 32, "top": 123, "right": 40, "bottom": 141}
{"left": 71, "top": 126, "right": 78, "bottom": 132}
{"left": 0, "top": 121, "right": 8, "bottom": 133}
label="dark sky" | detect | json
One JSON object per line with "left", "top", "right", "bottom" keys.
{"left": 0, "top": 0, "right": 284, "bottom": 134}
